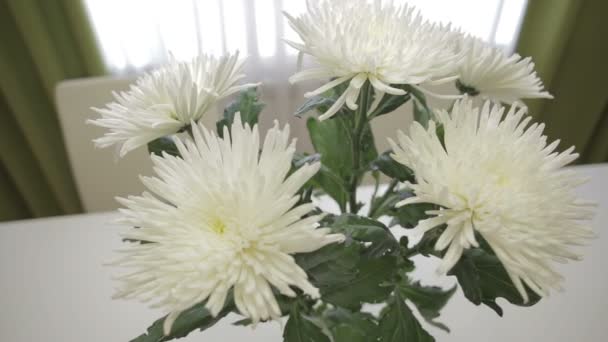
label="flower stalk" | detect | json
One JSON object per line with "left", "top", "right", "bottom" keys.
{"left": 368, "top": 178, "right": 399, "bottom": 219}
{"left": 348, "top": 81, "right": 373, "bottom": 213}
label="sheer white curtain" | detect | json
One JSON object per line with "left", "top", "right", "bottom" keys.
{"left": 84, "top": 0, "right": 527, "bottom": 71}
{"left": 82, "top": 0, "right": 528, "bottom": 149}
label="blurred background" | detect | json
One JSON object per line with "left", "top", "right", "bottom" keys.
{"left": 0, "top": 0, "right": 606, "bottom": 222}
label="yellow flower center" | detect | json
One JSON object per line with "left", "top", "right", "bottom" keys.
{"left": 210, "top": 218, "right": 226, "bottom": 235}
{"left": 496, "top": 173, "right": 510, "bottom": 186}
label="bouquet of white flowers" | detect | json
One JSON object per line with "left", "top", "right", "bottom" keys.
{"left": 91, "top": 1, "right": 595, "bottom": 341}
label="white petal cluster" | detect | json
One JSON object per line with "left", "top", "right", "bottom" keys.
{"left": 456, "top": 36, "right": 553, "bottom": 103}
{"left": 90, "top": 53, "right": 257, "bottom": 157}
{"left": 112, "top": 116, "right": 343, "bottom": 334}
{"left": 285, "top": 0, "right": 461, "bottom": 120}
{"left": 389, "top": 99, "right": 593, "bottom": 301}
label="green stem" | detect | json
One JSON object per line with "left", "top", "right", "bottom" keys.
{"left": 368, "top": 179, "right": 399, "bottom": 218}
{"left": 369, "top": 174, "right": 380, "bottom": 205}
{"left": 347, "top": 82, "right": 372, "bottom": 213}
{"left": 402, "top": 246, "right": 425, "bottom": 259}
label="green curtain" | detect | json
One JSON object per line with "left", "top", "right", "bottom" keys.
{"left": 516, "top": 0, "right": 608, "bottom": 163}
{"left": 0, "top": 0, "right": 106, "bottom": 221}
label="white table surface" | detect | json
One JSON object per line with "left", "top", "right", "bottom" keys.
{"left": 1, "top": 164, "right": 607, "bottom": 342}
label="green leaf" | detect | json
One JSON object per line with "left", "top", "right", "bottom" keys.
{"left": 296, "top": 240, "right": 362, "bottom": 290}
{"left": 413, "top": 98, "right": 431, "bottom": 128}
{"left": 312, "top": 166, "right": 350, "bottom": 211}
{"left": 436, "top": 124, "right": 445, "bottom": 149}
{"left": 332, "top": 322, "right": 374, "bottom": 342}
{"left": 131, "top": 302, "right": 232, "bottom": 342}
{"left": 321, "top": 308, "right": 380, "bottom": 342}
{"left": 289, "top": 153, "right": 321, "bottom": 206}
{"left": 294, "top": 96, "right": 335, "bottom": 117}
{"left": 315, "top": 177, "right": 348, "bottom": 210}
{"left": 290, "top": 153, "right": 347, "bottom": 206}
{"left": 371, "top": 151, "right": 414, "bottom": 182}
{"left": 379, "top": 293, "right": 435, "bottom": 342}
{"left": 328, "top": 214, "right": 399, "bottom": 258}
{"left": 307, "top": 111, "right": 378, "bottom": 175}
{"left": 389, "top": 200, "right": 438, "bottom": 229}
{"left": 322, "top": 256, "right": 397, "bottom": 310}
{"left": 398, "top": 280, "right": 456, "bottom": 332}
{"left": 370, "top": 91, "right": 411, "bottom": 117}
{"left": 360, "top": 124, "right": 379, "bottom": 171}
{"left": 217, "top": 88, "right": 264, "bottom": 137}
{"left": 399, "top": 227, "right": 444, "bottom": 261}
{"left": 295, "top": 79, "right": 350, "bottom": 118}
{"left": 366, "top": 180, "right": 400, "bottom": 219}
{"left": 306, "top": 113, "right": 378, "bottom": 210}
{"left": 307, "top": 116, "right": 353, "bottom": 180}
{"left": 231, "top": 318, "right": 251, "bottom": 327}
{"left": 297, "top": 215, "right": 399, "bottom": 311}
{"left": 370, "top": 192, "right": 402, "bottom": 220}
{"left": 147, "top": 136, "right": 180, "bottom": 157}
{"left": 449, "top": 248, "right": 541, "bottom": 316}
{"left": 319, "top": 81, "right": 350, "bottom": 113}
{"left": 306, "top": 116, "right": 353, "bottom": 208}
{"left": 404, "top": 86, "right": 432, "bottom": 128}
{"left": 283, "top": 305, "right": 330, "bottom": 342}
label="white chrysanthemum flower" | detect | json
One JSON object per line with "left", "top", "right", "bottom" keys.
{"left": 89, "top": 52, "right": 257, "bottom": 157}
{"left": 389, "top": 99, "right": 594, "bottom": 301}
{"left": 112, "top": 115, "right": 343, "bottom": 334}
{"left": 285, "top": 0, "right": 461, "bottom": 120}
{"left": 456, "top": 36, "right": 553, "bottom": 103}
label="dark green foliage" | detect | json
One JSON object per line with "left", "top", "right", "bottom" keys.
{"left": 359, "top": 124, "right": 379, "bottom": 172}
{"left": 216, "top": 88, "right": 264, "bottom": 137}
{"left": 326, "top": 214, "right": 399, "bottom": 258}
{"left": 322, "top": 256, "right": 397, "bottom": 310}
{"left": 319, "top": 307, "right": 380, "bottom": 342}
{"left": 294, "top": 96, "right": 335, "bottom": 117}
{"left": 131, "top": 302, "right": 232, "bottom": 342}
{"left": 306, "top": 114, "right": 377, "bottom": 210}
{"left": 403, "top": 85, "right": 432, "bottom": 128}
{"left": 378, "top": 292, "right": 435, "bottom": 342}
{"left": 283, "top": 305, "right": 330, "bottom": 342}
{"left": 147, "top": 136, "right": 180, "bottom": 157}
{"left": 371, "top": 151, "right": 415, "bottom": 182}
{"left": 449, "top": 248, "right": 541, "bottom": 316}
{"left": 307, "top": 115, "right": 378, "bottom": 181}
{"left": 397, "top": 279, "right": 456, "bottom": 332}
{"left": 306, "top": 117, "right": 353, "bottom": 209}
{"left": 289, "top": 153, "right": 321, "bottom": 206}
{"left": 401, "top": 226, "right": 444, "bottom": 259}
{"left": 296, "top": 214, "right": 399, "bottom": 310}
{"left": 436, "top": 124, "right": 445, "bottom": 148}
{"left": 370, "top": 92, "right": 411, "bottom": 118}
{"left": 389, "top": 202, "right": 438, "bottom": 229}
{"left": 296, "top": 240, "right": 362, "bottom": 291}
{"left": 297, "top": 242, "right": 395, "bottom": 310}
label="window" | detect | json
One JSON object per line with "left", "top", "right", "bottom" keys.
{"left": 84, "top": 0, "right": 528, "bottom": 74}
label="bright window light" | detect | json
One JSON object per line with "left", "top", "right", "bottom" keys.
{"left": 255, "top": 0, "right": 277, "bottom": 57}
{"left": 494, "top": 0, "right": 528, "bottom": 49}
{"left": 83, "top": 0, "right": 528, "bottom": 73}
{"left": 223, "top": 0, "right": 248, "bottom": 55}
{"left": 194, "top": 1, "right": 224, "bottom": 55}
